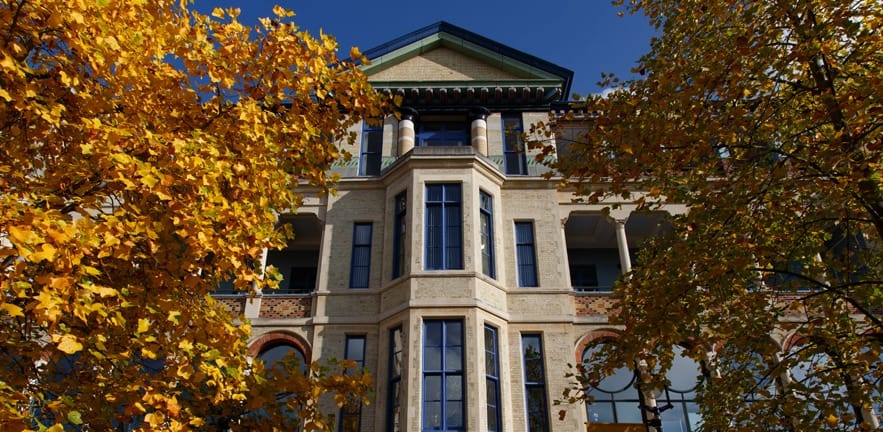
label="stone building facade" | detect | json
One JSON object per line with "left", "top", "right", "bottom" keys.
{"left": 212, "top": 22, "right": 692, "bottom": 432}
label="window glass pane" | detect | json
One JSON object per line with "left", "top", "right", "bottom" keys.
{"left": 445, "top": 321, "right": 462, "bottom": 346}
{"left": 486, "top": 379, "right": 498, "bottom": 405}
{"left": 365, "top": 130, "right": 382, "bottom": 152}
{"left": 426, "top": 184, "right": 443, "bottom": 201}
{"left": 667, "top": 346, "right": 703, "bottom": 392}
{"left": 444, "top": 183, "right": 461, "bottom": 201}
{"left": 526, "top": 386, "right": 549, "bottom": 431}
{"left": 352, "top": 247, "right": 371, "bottom": 266}
{"left": 485, "top": 355, "right": 496, "bottom": 378}
{"left": 615, "top": 401, "right": 644, "bottom": 423}
{"left": 446, "top": 401, "right": 464, "bottom": 427}
{"left": 487, "top": 406, "right": 498, "bottom": 431}
{"left": 423, "top": 402, "right": 442, "bottom": 428}
{"left": 445, "top": 347, "right": 463, "bottom": 370}
{"left": 424, "top": 347, "right": 442, "bottom": 371}
{"left": 484, "top": 327, "right": 495, "bottom": 355}
{"left": 446, "top": 375, "right": 462, "bottom": 400}
{"left": 424, "top": 375, "right": 442, "bottom": 400}
{"left": 391, "top": 328, "right": 403, "bottom": 376}
{"left": 425, "top": 321, "right": 442, "bottom": 347}
{"left": 587, "top": 403, "right": 615, "bottom": 423}
{"left": 354, "top": 224, "right": 372, "bottom": 244}
{"left": 345, "top": 337, "right": 365, "bottom": 365}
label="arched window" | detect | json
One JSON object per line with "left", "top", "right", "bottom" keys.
{"left": 259, "top": 343, "right": 307, "bottom": 376}
{"left": 257, "top": 343, "right": 307, "bottom": 430}
{"left": 582, "top": 344, "right": 643, "bottom": 424}
{"left": 657, "top": 346, "right": 704, "bottom": 432}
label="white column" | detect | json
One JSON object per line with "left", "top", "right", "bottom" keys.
{"left": 397, "top": 108, "right": 417, "bottom": 155}
{"left": 614, "top": 219, "right": 632, "bottom": 274}
{"left": 470, "top": 107, "right": 490, "bottom": 156}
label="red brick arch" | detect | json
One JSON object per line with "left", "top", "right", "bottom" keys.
{"left": 248, "top": 331, "right": 311, "bottom": 363}
{"left": 575, "top": 329, "right": 623, "bottom": 363}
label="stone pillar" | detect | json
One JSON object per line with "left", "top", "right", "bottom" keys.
{"left": 614, "top": 219, "right": 632, "bottom": 274}
{"left": 397, "top": 107, "right": 417, "bottom": 155}
{"left": 470, "top": 106, "right": 490, "bottom": 156}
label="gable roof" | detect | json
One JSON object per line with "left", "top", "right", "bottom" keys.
{"left": 361, "top": 21, "right": 573, "bottom": 107}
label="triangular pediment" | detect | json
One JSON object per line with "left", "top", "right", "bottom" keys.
{"left": 368, "top": 46, "right": 524, "bottom": 82}
{"left": 361, "top": 22, "right": 573, "bottom": 107}
{"left": 362, "top": 22, "right": 572, "bottom": 94}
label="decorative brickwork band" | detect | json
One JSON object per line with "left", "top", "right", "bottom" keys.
{"left": 259, "top": 296, "right": 312, "bottom": 319}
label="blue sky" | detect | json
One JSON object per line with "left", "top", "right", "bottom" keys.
{"left": 194, "top": 1, "right": 656, "bottom": 97}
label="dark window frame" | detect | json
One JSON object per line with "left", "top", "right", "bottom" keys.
{"left": 360, "top": 120, "right": 383, "bottom": 176}
{"left": 515, "top": 221, "right": 538, "bottom": 287}
{"left": 392, "top": 192, "right": 407, "bottom": 279}
{"left": 503, "top": 113, "right": 527, "bottom": 175}
{"left": 521, "top": 334, "right": 549, "bottom": 432}
{"left": 425, "top": 184, "right": 463, "bottom": 271}
{"left": 480, "top": 191, "right": 495, "bottom": 279}
{"left": 422, "top": 320, "right": 465, "bottom": 432}
{"left": 485, "top": 325, "right": 502, "bottom": 432}
{"left": 349, "top": 223, "right": 373, "bottom": 288}
{"left": 388, "top": 326, "right": 403, "bottom": 432}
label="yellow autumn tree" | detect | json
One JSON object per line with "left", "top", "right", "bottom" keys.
{"left": 0, "top": 1, "right": 383, "bottom": 430}
{"left": 538, "top": 0, "right": 882, "bottom": 430}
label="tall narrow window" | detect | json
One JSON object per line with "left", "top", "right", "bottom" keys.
{"left": 340, "top": 336, "right": 366, "bottom": 432}
{"left": 425, "top": 184, "right": 463, "bottom": 270}
{"left": 350, "top": 223, "right": 372, "bottom": 288}
{"left": 392, "top": 192, "right": 407, "bottom": 279}
{"left": 503, "top": 114, "right": 526, "bottom": 175}
{"left": 480, "top": 192, "right": 495, "bottom": 278}
{"left": 423, "top": 320, "right": 464, "bottom": 431}
{"left": 515, "top": 222, "right": 538, "bottom": 287}
{"left": 485, "top": 325, "right": 502, "bottom": 432}
{"left": 388, "top": 327, "right": 403, "bottom": 432}
{"left": 522, "top": 334, "right": 549, "bottom": 432}
{"left": 360, "top": 121, "right": 382, "bottom": 176}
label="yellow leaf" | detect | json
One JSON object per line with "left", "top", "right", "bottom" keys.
{"left": 137, "top": 318, "right": 150, "bottom": 334}
{"left": 32, "top": 243, "right": 57, "bottom": 262}
{"left": 69, "top": 11, "right": 84, "bottom": 24}
{"left": 57, "top": 334, "right": 84, "bottom": 354}
{"left": 0, "top": 303, "right": 24, "bottom": 317}
{"left": 7, "top": 225, "right": 34, "bottom": 245}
